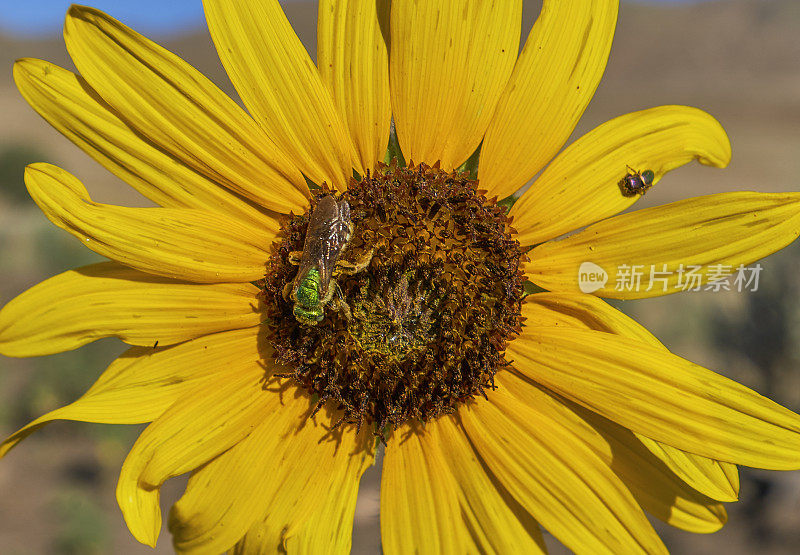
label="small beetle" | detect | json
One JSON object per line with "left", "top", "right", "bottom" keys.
{"left": 619, "top": 165, "right": 655, "bottom": 197}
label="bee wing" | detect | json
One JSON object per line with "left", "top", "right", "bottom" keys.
{"left": 294, "top": 196, "right": 345, "bottom": 298}
{"left": 316, "top": 237, "right": 340, "bottom": 299}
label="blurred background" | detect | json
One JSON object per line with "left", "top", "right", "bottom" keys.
{"left": 1, "top": 0, "right": 799, "bottom": 553}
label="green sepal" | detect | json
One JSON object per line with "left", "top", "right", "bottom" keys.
{"left": 497, "top": 194, "right": 519, "bottom": 211}
{"left": 523, "top": 280, "right": 546, "bottom": 297}
{"left": 457, "top": 142, "right": 482, "bottom": 179}
{"left": 383, "top": 119, "right": 406, "bottom": 167}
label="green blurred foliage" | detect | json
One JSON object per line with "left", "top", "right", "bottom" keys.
{"left": 5, "top": 221, "right": 119, "bottom": 425}
{"left": 12, "top": 339, "right": 120, "bottom": 425}
{"left": 51, "top": 488, "right": 110, "bottom": 555}
{"left": 1, "top": 208, "right": 137, "bottom": 552}
{"left": 0, "top": 143, "right": 51, "bottom": 204}
{"left": 33, "top": 216, "right": 105, "bottom": 276}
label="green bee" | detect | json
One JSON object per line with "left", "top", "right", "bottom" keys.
{"left": 284, "top": 195, "right": 372, "bottom": 325}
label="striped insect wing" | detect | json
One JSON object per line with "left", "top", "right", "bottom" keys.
{"left": 337, "top": 199, "right": 351, "bottom": 234}
{"left": 293, "top": 196, "right": 350, "bottom": 302}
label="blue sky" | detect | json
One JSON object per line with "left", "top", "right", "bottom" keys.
{"left": 0, "top": 0, "right": 700, "bottom": 37}
{"left": 0, "top": 0, "right": 207, "bottom": 36}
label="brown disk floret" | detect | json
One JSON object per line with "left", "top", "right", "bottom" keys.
{"left": 260, "top": 162, "right": 525, "bottom": 434}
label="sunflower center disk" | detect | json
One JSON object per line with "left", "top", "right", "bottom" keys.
{"left": 261, "top": 163, "right": 525, "bottom": 432}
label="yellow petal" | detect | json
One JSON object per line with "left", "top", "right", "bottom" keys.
{"left": 235, "top": 482, "right": 373, "bottom": 555}
{"left": 317, "top": 0, "right": 391, "bottom": 174}
{"left": 116, "top": 474, "right": 161, "bottom": 548}
{"left": 169, "top": 413, "right": 286, "bottom": 554}
{"left": 499, "top": 372, "right": 727, "bottom": 534}
{"left": 13, "top": 59, "right": 274, "bottom": 229}
{"left": 636, "top": 435, "right": 738, "bottom": 503}
{"left": 390, "top": 0, "right": 521, "bottom": 169}
{"left": 722, "top": 461, "right": 741, "bottom": 496}
{"left": 173, "top": 405, "right": 374, "bottom": 555}
{"left": 381, "top": 426, "right": 470, "bottom": 554}
{"left": 461, "top": 388, "right": 667, "bottom": 554}
{"left": 509, "top": 327, "right": 800, "bottom": 469}
{"left": 586, "top": 417, "right": 729, "bottom": 534}
{"left": 479, "top": 0, "right": 618, "bottom": 199}
{"left": 510, "top": 106, "right": 732, "bottom": 245}
{"left": 522, "top": 292, "right": 739, "bottom": 501}
{"left": 116, "top": 361, "right": 274, "bottom": 546}
{"left": 25, "top": 164, "right": 275, "bottom": 283}
{"left": 0, "top": 327, "right": 261, "bottom": 459}
{"left": 137, "top": 376, "right": 277, "bottom": 489}
{"left": 529, "top": 192, "right": 800, "bottom": 298}
{"left": 63, "top": 5, "right": 308, "bottom": 213}
{"left": 280, "top": 427, "right": 375, "bottom": 555}
{"left": 522, "top": 292, "right": 661, "bottom": 341}
{"left": 0, "top": 262, "right": 262, "bottom": 357}
{"left": 204, "top": 0, "right": 353, "bottom": 188}
{"left": 421, "top": 415, "right": 547, "bottom": 553}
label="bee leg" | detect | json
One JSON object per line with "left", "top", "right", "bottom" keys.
{"left": 288, "top": 251, "right": 303, "bottom": 266}
{"left": 336, "top": 247, "right": 375, "bottom": 276}
{"left": 330, "top": 283, "right": 352, "bottom": 321}
{"left": 282, "top": 281, "right": 295, "bottom": 302}
{"left": 320, "top": 281, "right": 337, "bottom": 305}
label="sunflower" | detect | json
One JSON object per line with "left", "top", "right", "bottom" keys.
{"left": 2, "top": 0, "right": 800, "bottom": 553}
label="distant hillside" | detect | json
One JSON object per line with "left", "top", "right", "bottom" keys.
{"left": 606, "top": 0, "right": 800, "bottom": 106}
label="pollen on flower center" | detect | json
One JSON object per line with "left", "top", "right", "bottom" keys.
{"left": 260, "top": 163, "right": 526, "bottom": 433}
